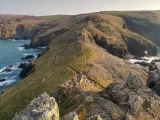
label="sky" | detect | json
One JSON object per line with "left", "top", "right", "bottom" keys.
{"left": 0, "top": 0, "right": 160, "bottom": 16}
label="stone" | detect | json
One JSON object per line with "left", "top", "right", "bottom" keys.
{"left": 0, "top": 68, "right": 11, "bottom": 73}
{"left": 0, "top": 91, "right": 4, "bottom": 94}
{"left": 12, "top": 92, "right": 59, "bottom": 120}
{"left": 88, "top": 115, "right": 102, "bottom": 120}
{"left": 19, "top": 63, "right": 35, "bottom": 78}
{"left": 144, "top": 50, "right": 148, "bottom": 57}
{"left": 21, "top": 55, "right": 34, "bottom": 60}
{"left": 125, "top": 112, "right": 131, "bottom": 120}
{"left": 134, "top": 61, "right": 149, "bottom": 67}
{"left": 62, "top": 112, "right": 79, "bottom": 120}
{"left": 77, "top": 72, "right": 83, "bottom": 83}
{"left": 126, "top": 73, "right": 142, "bottom": 89}
{"left": 0, "top": 79, "right": 6, "bottom": 82}
{"left": 149, "top": 60, "right": 158, "bottom": 72}
{"left": 18, "top": 63, "right": 27, "bottom": 69}
{"left": 102, "top": 79, "right": 160, "bottom": 120}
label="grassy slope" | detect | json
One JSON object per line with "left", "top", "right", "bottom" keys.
{"left": 0, "top": 18, "right": 88, "bottom": 119}
{"left": 37, "top": 15, "right": 69, "bottom": 20}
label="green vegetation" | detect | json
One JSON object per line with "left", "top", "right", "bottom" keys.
{"left": 59, "top": 92, "right": 84, "bottom": 117}
{"left": 0, "top": 19, "right": 87, "bottom": 119}
{"left": 103, "top": 11, "right": 160, "bottom": 46}
{"left": 37, "top": 15, "right": 68, "bottom": 20}
{"left": 0, "top": 11, "right": 159, "bottom": 119}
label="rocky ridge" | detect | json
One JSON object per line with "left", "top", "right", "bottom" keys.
{"left": 13, "top": 72, "right": 160, "bottom": 120}
{"left": 0, "top": 12, "right": 160, "bottom": 120}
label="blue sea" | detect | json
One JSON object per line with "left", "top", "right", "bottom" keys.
{"left": 0, "top": 39, "right": 43, "bottom": 91}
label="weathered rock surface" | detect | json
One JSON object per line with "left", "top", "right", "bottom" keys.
{"left": 12, "top": 92, "right": 59, "bottom": 120}
{"left": 0, "top": 79, "right": 5, "bottom": 82}
{"left": 37, "top": 47, "right": 50, "bottom": 58}
{"left": 19, "top": 63, "right": 35, "bottom": 78}
{"left": 146, "top": 61, "right": 160, "bottom": 95}
{"left": 101, "top": 73, "right": 160, "bottom": 120}
{"left": 134, "top": 61, "right": 149, "bottom": 67}
{"left": 15, "top": 24, "right": 29, "bottom": 40}
{"left": 0, "top": 12, "right": 160, "bottom": 120}
{"left": 21, "top": 55, "right": 34, "bottom": 60}
{"left": 62, "top": 112, "right": 79, "bottom": 120}
{"left": 18, "top": 63, "right": 27, "bottom": 69}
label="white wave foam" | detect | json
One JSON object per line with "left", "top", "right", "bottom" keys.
{"left": 17, "top": 46, "right": 25, "bottom": 51}
{"left": 38, "top": 46, "right": 46, "bottom": 49}
{"left": 0, "top": 79, "right": 16, "bottom": 86}
{"left": 11, "top": 66, "right": 18, "bottom": 70}
{"left": 11, "top": 75, "right": 17, "bottom": 79}
{"left": 0, "top": 67, "right": 6, "bottom": 73}
{"left": 23, "top": 54, "right": 30, "bottom": 56}
{"left": 12, "top": 39, "right": 16, "bottom": 41}
{"left": 129, "top": 56, "right": 160, "bottom": 64}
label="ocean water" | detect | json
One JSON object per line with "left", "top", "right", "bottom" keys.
{"left": 129, "top": 48, "right": 160, "bottom": 70}
{"left": 0, "top": 39, "right": 43, "bottom": 91}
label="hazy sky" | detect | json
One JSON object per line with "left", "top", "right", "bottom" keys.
{"left": 0, "top": 0, "right": 160, "bottom": 15}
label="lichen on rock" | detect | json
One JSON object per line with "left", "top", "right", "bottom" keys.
{"left": 12, "top": 92, "right": 59, "bottom": 120}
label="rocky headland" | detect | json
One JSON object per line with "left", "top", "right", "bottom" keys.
{"left": 0, "top": 11, "right": 160, "bottom": 120}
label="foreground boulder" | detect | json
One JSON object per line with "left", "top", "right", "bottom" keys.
{"left": 12, "top": 92, "right": 59, "bottom": 120}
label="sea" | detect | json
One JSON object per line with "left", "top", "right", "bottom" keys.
{"left": 129, "top": 48, "right": 160, "bottom": 70}
{"left": 0, "top": 39, "right": 44, "bottom": 91}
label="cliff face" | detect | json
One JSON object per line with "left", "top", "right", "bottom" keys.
{"left": 0, "top": 15, "right": 52, "bottom": 40}
{"left": 0, "top": 12, "right": 160, "bottom": 120}
{"left": 106, "top": 11, "right": 160, "bottom": 46}
{"left": 26, "top": 14, "right": 157, "bottom": 57}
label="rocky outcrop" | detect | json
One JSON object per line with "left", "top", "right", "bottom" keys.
{"left": 0, "top": 79, "right": 5, "bottom": 82}
{"left": 18, "top": 63, "right": 27, "bottom": 69}
{"left": 0, "top": 68, "right": 11, "bottom": 73}
{"left": 21, "top": 55, "right": 34, "bottom": 60}
{"left": 93, "top": 35, "right": 129, "bottom": 58}
{"left": 62, "top": 112, "right": 79, "bottom": 120}
{"left": 12, "top": 92, "right": 59, "bottom": 120}
{"left": 37, "top": 47, "right": 50, "bottom": 58}
{"left": 146, "top": 62, "right": 160, "bottom": 95}
{"left": 19, "top": 63, "right": 35, "bottom": 78}
{"left": 101, "top": 73, "right": 160, "bottom": 120}
{"left": 27, "top": 28, "right": 69, "bottom": 48}
{"left": 15, "top": 24, "right": 29, "bottom": 40}
{"left": 121, "top": 34, "right": 157, "bottom": 56}
{"left": 134, "top": 61, "right": 149, "bottom": 67}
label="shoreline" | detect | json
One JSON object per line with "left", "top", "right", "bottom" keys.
{"left": 0, "top": 39, "right": 44, "bottom": 91}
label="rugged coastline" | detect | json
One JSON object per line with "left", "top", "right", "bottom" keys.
{"left": 1, "top": 11, "right": 160, "bottom": 119}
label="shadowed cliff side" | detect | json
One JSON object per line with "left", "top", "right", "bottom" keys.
{"left": 104, "top": 11, "right": 160, "bottom": 46}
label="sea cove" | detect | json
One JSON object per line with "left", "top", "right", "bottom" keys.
{"left": 0, "top": 39, "right": 43, "bottom": 91}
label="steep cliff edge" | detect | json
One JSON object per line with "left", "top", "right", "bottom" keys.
{"left": 105, "top": 11, "right": 160, "bottom": 46}
{"left": 0, "top": 15, "right": 66, "bottom": 40}
{"left": 0, "top": 12, "right": 159, "bottom": 120}
{"left": 27, "top": 14, "right": 157, "bottom": 57}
